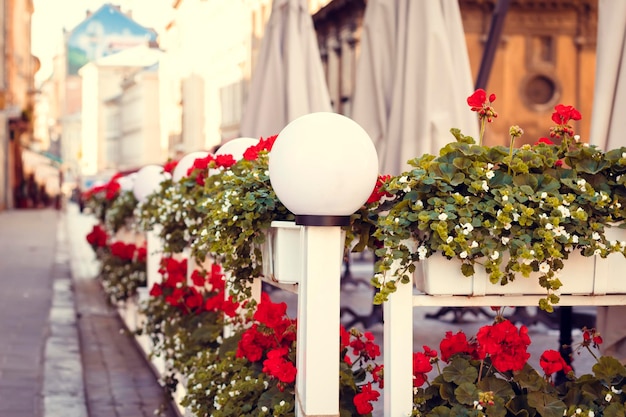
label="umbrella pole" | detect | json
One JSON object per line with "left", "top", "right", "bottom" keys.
{"left": 474, "top": 0, "right": 511, "bottom": 90}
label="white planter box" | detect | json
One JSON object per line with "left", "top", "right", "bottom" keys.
{"left": 414, "top": 252, "right": 596, "bottom": 296}
{"left": 594, "top": 225, "right": 626, "bottom": 295}
{"left": 261, "top": 221, "right": 304, "bottom": 284}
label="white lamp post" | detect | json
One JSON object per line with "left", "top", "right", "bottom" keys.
{"left": 269, "top": 112, "right": 378, "bottom": 417}
{"left": 132, "top": 164, "right": 170, "bottom": 289}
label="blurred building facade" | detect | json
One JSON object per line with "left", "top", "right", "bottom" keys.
{"left": 34, "top": 0, "right": 598, "bottom": 189}
{"left": 0, "top": 0, "right": 39, "bottom": 210}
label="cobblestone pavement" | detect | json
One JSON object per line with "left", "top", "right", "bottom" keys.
{"left": 0, "top": 206, "right": 177, "bottom": 417}
{"left": 66, "top": 204, "right": 178, "bottom": 417}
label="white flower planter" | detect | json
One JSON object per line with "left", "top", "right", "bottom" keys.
{"left": 261, "top": 221, "right": 304, "bottom": 284}
{"left": 594, "top": 225, "right": 626, "bottom": 295}
{"left": 414, "top": 252, "right": 596, "bottom": 296}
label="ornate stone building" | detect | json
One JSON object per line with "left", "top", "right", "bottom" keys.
{"left": 311, "top": 0, "right": 597, "bottom": 147}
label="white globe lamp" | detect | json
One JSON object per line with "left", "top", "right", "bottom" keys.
{"left": 117, "top": 175, "right": 135, "bottom": 192}
{"left": 269, "top": 112, "right": 379, "bottom": 226}
{"left": 132, "top": 165, "right": 169, "bottom": 203}
{"left": 172, "top": 151, "right": 210, "bottom": 182}
{"left": 215, "top": 137, "right": 259, "bottom": 161}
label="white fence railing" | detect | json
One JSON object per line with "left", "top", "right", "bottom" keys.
{"left": 118, "top": 222, "right": 626, "bottom": 417}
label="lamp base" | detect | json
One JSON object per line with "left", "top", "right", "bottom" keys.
{"left": 295, "top": 215, "right": 350, "bottom": 227}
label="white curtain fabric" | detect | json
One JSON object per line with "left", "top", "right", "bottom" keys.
{"left": 239, "top": 0, "right": 332, "bottom": 140}
{"left": 590, "top": 0, "right": 626, "bottom": 362}
{"left": 350, "top": 0, "right": 479, "bottom": 176}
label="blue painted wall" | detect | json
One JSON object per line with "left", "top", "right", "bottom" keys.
{"left": 66, "top": 4, "right": 157, "bottom": 75}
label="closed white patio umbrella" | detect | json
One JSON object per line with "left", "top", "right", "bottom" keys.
{"left": 239, "top": 0, "right": 332, "bottom": 139}
{"left": 590, "top": 0, "right": 626, "bottom": 361}
{"left": 351, "top": 0, "right": 479, "bottom": 176}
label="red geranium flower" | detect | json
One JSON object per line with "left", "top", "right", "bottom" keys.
{"left": 439, "top": 330, "right": 478, "bottom": 362}
{"left": 467, "top": 89, "right": 498, "bottom": 123}
{"left": 366, "top": 174, "right": 392, "bottom": 204}
{"left": 253, "top": 292, "right": 288, "bottom": 328}
{"left": 163, "top": 159, "right": 178, "bottom": 174}
{"left": 149, "top": 283, "right": 162, "bottom": 297}
{"left": 412, "top": 351, "right": 433, "bottom": 387}
{"left": 353, "top": 382, "right": 380, "bottom": 415}
{"left": 262, "top": 347, "right": 297, "bottom": 384}
{"left": 221, "top": 296, "right": 240, "bottom": 318}
{"left": 534, "top": 137, "right": 554, "bottom": 146}
{"left": 86, "top": 224, "right": 108, "bottom": 248}
{"left": 476, "top": 320, "right": 530, "bottom": 372}
{"left": 214, "top": 154, "right": 236, "bottom": 168}
{"left": 135, "top": 246, "right": 147, "bottom": 263}
{"left": 551, "top": 104, "right": 582, "bottom": 125}
{"left": 539, "top": 349, "right": 572, "bottom": 376}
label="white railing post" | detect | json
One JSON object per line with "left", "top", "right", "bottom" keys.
{"left": 295, "top": 225, "right": 342, "bottom": 417}
{"left": 146, "top": 224, "right": 163, "bottom": 289}
{"left": 384, "top": 272, "right": 414, "bottom": 416}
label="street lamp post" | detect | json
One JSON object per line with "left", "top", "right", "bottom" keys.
{"left": 269, "top": 112, "right": 378, "bottom": 417}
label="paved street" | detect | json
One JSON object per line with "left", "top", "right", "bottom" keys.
{"left": 0, "top": 203, "right": 600, "bottom": 417}
{"left": 0, "top": 205, "right": 177, "bottom": 417}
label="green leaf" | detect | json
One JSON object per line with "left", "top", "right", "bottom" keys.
{"left": 513, "top": 174, "right": 539, "bottom": 190}
{"left": 442, "top": 357, "right": 478, "bottom": 385}
{"left": 593, "top": 356, "right": 626, "bottom": 383}
{"left": 514, "top": 364, "right": 547, "bottom": 392}
{"left": 427, "top": 406, "right": 452, "bottom": 417}
{"left": 505, "top": 395, "right": 532, "bottom": 417}
{"left": 477, "top": 376, "right": 516, "bottom": 400}
{"left": 526, "top": 391, "right": 566, "bottom": 417}
{"left": 604, "top": 402, "right": 626, "bottom": 417}
{"left": 454, "top": 382, "right": 478, "bottom": 405}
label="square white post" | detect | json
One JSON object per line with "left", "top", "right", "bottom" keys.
{"left": 146, "top": 224, "right": 163, "bottom": 289}
{"left": 384, "top": 273, "right": 414, "bottom": 416}
{"left": 296, "top": 225, "right": 342, "bottom": 417}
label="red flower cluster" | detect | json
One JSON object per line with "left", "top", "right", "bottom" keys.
{"left": 86, "top": 224, "right": 108, "bottom": 248}
{"left": 214, "top": 154, "right": 236, "bottom": 169}
{"left": 539, "top": 349, "right": 572, "bottom": 376}
{"left": 163, "top": 159, "right": 178, "bottom": 174}
{"left": 476, "top": 320, "right": 531, "bottom": 372}
{"left": 150, "top": 256, "right": 238, "bottom": 316}
{"left": 109, "top": 241, "right": 146, "bottom": 262}
{"left": 186, "top": 154, "right": 215, "bottom": 186}
{"left": 413, "top": 349, "right": 434, "bottom": 388}
{"left": 439, "top": 330, "right": 478, "bottom": 362}
{"left": 551, "top": 104, "right": 582, "bottom": 125}
{"left": 366, "top": 174, "right": 392, "bottom": 205}
{"left": 82, "top": 176, "right": 121, "bottom": 202}
{"left": 582, "top": 327, "right": 603, "bottom": 349}
{"left": 340, "top": 326, "right": 383, "bottom": 413}
{"left": 353, "top": 382, "right": 380, "bottom": 415}
{"left": 340, "top": 326, "right": 381, "bottom": 363}
{"left": 550, "top": 104, "right": 581, "bottom": 138}
{"left": 467, "top": 89, "right": 498, "bottom": 123}
{"left": 236, "top": 293, "right": 297, "bottom": 390}
{"left": 243, "top": 135, "right": 277, "bottom": 161}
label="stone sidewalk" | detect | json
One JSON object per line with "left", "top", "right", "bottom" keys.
{"left": 65, "top": 204, "right": 178, "bottom": 417}
{"left": 0, "top": 206, "right": 177, "bottom": 417}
